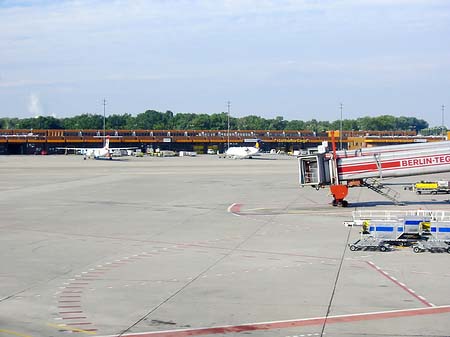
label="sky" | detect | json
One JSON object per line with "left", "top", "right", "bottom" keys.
{"left": 0, "top": 0, "right": 449, "bottom": 127}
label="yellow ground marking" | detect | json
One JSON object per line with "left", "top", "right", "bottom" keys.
{"left": 0, "top": 329, "right": 32, "bottom": 337}
{"left": 47, "top": 323, "right": 96, "bottom": 335}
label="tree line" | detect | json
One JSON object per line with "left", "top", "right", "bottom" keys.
{"left": 0, "top": 110, "right": 435, "bottom": 133}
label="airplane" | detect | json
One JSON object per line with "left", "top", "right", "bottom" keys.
{"left": 224, "top": 140, "right": 261, "bottom": 159}
{"left": 58, "top": 136, "right": 137, "bottom": 160}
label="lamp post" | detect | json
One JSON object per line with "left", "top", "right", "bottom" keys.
{"left": 442, "top": 104, "right": 445, "bottom": 138}
{"left": 102, "top": 98, "right": 107, "bottom": 145}
{"left": 227, "top": 101, "right": 231, "bottom": 150}
{"left": 339, "top": 103, "right": 343, "bottom": 150}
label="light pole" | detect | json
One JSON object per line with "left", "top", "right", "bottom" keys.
{"left": 227, "top": 101, "right": 231, "bottom": 150}
{"left": 102, "top": 98, "right": 107, "bottom": 145}
{"left": 442, "top": 104, "right": 445, "bottom": 138}
{"left": 339, "top": 103, "right": 343, "bottom": 150}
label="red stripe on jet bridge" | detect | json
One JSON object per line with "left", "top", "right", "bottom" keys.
{"left": 339, "top": 161, "right": 401, "bottom": 173}
{"left": 339, "top": 153, "right": 450, "bottom": 174}
{"left": 106, "top": 306, "right": 450, "bottom": 337}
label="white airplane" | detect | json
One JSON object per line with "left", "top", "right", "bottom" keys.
{"left": 58, "top": 136, "right": 137, "bottom": 160}
{"left": 225, "top": 140, "right": 261, "bottom": 159}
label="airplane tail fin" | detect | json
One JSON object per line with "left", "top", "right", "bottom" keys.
{"left": 255, "top": 140, "right": 261, "bottom": 149}
{"left": 104, "top": 136, "right": 110, "bottom": 149}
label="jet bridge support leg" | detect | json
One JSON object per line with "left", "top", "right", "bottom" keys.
{"left": 330, "top": 184, "right": 349, "bottom": 207}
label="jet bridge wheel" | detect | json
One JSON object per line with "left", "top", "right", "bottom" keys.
{"left": 332, "top": 200, "right": 348, "bottom": 207}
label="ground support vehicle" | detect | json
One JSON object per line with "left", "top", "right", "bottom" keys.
{"left": 413, "top": 181, "right": 450, "bottom": 195}
{"left": 346, "top": 210, "right": 450, "bottom": 253}
{"left": 412, "top": 239, "right": 450, "bottom": 253}
{"left": 349, "top": 237, "right": 393, "bottom": 252}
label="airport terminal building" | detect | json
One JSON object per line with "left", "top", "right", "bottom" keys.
{"left": 0, "top": 128, "right": 444, "bottom": 155}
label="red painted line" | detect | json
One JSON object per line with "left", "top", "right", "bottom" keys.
{"left": 58, "top": 306, "right": 81, "bottom": 308}
{"left": 101, "top": 306, "right": 450, "bottom": 337}
{"left": 70, "top": 283, "right": 89, "bottom": 285}
{"left": 78, "top": 277, "right": 98, "bottom": 280}
{"left": 59, "top": 301, "right": 81, "bottom": 303}
{"left": 61, "top": 290, "right": 83, "bottom": 294}
{"left": 366, "top": 261, "right": 433, "bottom": 307}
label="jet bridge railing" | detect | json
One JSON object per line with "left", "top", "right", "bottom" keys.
{"left": 352, "top": 210, "right": 450, "bottom": 222}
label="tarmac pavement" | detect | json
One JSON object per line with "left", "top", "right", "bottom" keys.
{"left": 1, "top": 154, "right": 450, "bottom": 337}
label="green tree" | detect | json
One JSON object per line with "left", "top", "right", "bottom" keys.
{"left": 62, "top": 114, "right": 103, "bottom": 129}
{"left": 285, "top": 120, "right": 306, "bottom": 130}
{"left": 237, "top": 115, "right": 268, "bottom": 129}
{"left": 173, "top": 113, "right": 196, "bottom": 129}
{"left": 191, "top": 114, "right": 211, "bottom": 129}
{"left": 134, "top": 110, "right": 176, "bottom": 129}
{"left": 0, "top": 110, "right": 432, "bottom": 132}
{"left": 209, "top": 113, "right": 229, "bottom": 130}
{"left": 106, "top": 113, "right": 136, "bottom": 129}
{"left": 267, "top": 116, "right": 287, "bottom": 130}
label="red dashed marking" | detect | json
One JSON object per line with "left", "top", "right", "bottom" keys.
{"left": 58, "top": 301, "right": 81, "bottom": 303}
{"left": 58, "top": 306, "right": 81, "bottom": 308}
{"left": 69, "top": 282, "right": 89, "bottom": 285}
{"left": 61, "top": 290, "right": 83, "bottom": 294}
{"left": 80, "top": 277, "right": 98, "bottom": 281}
{"left": 366, "top": 261, "right": 434, "bottom": 307}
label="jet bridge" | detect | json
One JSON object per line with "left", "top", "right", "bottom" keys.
{"left": 298, "top": 140, "right": 450, "bottom": 206}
